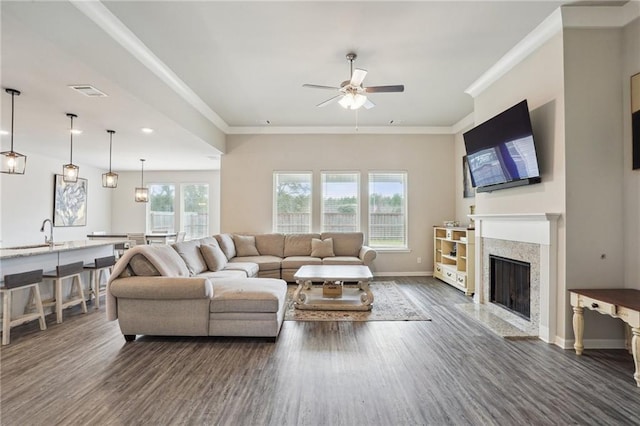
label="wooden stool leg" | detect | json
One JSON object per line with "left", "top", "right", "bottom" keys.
{"left": 75, "top": 275, "right": 87, "bottom": 314}
{"left": 31, "top": 285, "right": 47, "bottom": 331}
{"left": 55, "top": 278, "right": 63, "bottom": 324}
{"left": 93, "top": 270, "right": 100, "bottom": 309}
{"left": 2, "top": 290, "right": 12, "bottom": 345}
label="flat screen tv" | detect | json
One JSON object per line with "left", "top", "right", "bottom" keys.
{"left": 463, "top": 99, "right": 541, "bottom": 193}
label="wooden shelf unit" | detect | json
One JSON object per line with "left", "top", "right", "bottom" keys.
{"left": 433, "top": 227, "right": 475, "bottom": 296}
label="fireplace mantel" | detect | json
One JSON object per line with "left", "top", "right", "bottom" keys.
{"left": 470, "top": 213, "right": 561, "bottom": 343}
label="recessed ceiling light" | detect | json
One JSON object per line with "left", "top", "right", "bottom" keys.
{"left": 70, "top": 129, "right": 83, "bottom": 135}
{"left": 0, "top": 130, "right": 8, "bottom": 135}
{"left": 141, "top": 127, "right": 154, "bottom": 134}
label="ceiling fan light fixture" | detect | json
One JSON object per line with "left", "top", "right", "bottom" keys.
{"left": 339, "top": 93, "right": 367, "bottom": 110}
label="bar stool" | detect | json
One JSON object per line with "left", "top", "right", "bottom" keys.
{"left": 1, "top": 269, "right": 47, "bottom": 345}
{"left": 42, "top": 262, "right": 87, "bottom": 324}
{"left": 83, "top": 255, "right": 116, "bottom": 309}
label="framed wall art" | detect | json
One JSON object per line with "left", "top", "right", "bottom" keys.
{"left": 632, "top": 72, "right": 640, "bottom": 170}
{"left": 53, "top": 174, "right": 88, "bottom": 227}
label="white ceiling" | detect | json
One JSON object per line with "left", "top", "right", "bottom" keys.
{"left": 0, "top": 0, "right": 589, "bottom": 171}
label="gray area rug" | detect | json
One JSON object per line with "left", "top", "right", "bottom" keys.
{"left": 284, "top": 281, "right": 431, "bottom": 321}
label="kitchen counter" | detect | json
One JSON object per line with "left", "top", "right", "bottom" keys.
{"left": 0, "top": 238, "right": 128, "bottom": 260}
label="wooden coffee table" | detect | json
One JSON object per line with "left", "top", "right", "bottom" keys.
{"left": 293, "top": 265, "right": 374, "bottom": 311}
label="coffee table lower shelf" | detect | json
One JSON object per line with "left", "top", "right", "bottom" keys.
{"left": 293, "top": 286, "right": 373, "bottom": 311}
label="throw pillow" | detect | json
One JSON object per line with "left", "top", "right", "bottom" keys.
{"left": 233, "top": 234, "right": 260, "bottom": 257}
{"left": 311, "top": 238, "right": 335, "bottom": 258}
{"left": 200, "top": 244, "right": 228, "bottom": 272}
{"left": 129, "top": 254, "right": 161, "bottom": 276}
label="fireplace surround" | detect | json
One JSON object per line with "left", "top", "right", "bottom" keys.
{"left": 469, "top": 213, "right": 560, "bottom": 343}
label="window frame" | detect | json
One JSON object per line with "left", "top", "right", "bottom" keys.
{"left": 272, "top": 171, "right": 313, "bottom": 233}
{"left": 367, "top": 171, "right": 408, "bottom": 250}
{"left": 320, "top": 171, "right": 360, "bottom": 233}
{"left": 179, "top": 182, "right": 209, "bottom": 240}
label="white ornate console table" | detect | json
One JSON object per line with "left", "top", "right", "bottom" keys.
{"left": 570, "top": 289, "right": 640, "bottom": 387}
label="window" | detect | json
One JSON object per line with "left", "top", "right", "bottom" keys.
{"left": 148, "top": 184, "right": 175, "bottom": 233}
{"left": 181, "top": 183, "right": 209, "bottom": 239}
{"left": 368, "top": 172, "right": 407, "bottom": 248}
{"left": 321, "top": 172, "right": 359, "bottom": 232}
{"left": 273, "top": 172, "right": 312, "bottom": 233}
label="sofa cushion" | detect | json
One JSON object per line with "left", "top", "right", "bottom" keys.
{"left": 320, "top": 232, "right": 363, "bottom": 257}
{"left": 223, "top": 262, "right": 259, "bottom": 277}
{"left": 200, "top": 244, "right": 228, "bottom": 272}
{"left": 198, "top": 270, "right": 248, "bottom": 280}
{"left": 233, "top": 234, "right": 260, "bottom": 257}
{"left": 321, "top": 256, "right": 363, "bottom": 266}
{"left": 230, "top": 255, "right": 281, "bottom": 272}
{"left": 255, "top": 233, "right": 285, "bottom": 257}
{"left": 215, "top": 234, "right": 237, "bottom": 260}
{"left": 284, "top": 233, "right": 320, "bottom": 257}
{"left": 281, "top": 256, "right": 322, "bottom": 269}
{"left": 129, "top": 254, "right": 161, "bottom": 276}
{"left": 210, "top": 278, "right": 286, "bottom": 313}
{"left": 198, "top": 237, "right": 219, "bottom": 247}
{"left": 172, "top": 240, "right": 208, "bottom": 276}
{"left": 311, "top": 238, "right": 335, "bottom": 258}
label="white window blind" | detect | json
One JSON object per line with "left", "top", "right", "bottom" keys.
{"left": 273, "top": 172, "right": 312, "bottom": 233}
{"left": 368, "top": 172, "right": 408, "bottom": 248}
{"left": 321, "top": 172, "right": 360, "bottom": 232}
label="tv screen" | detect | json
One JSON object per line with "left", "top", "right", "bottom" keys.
{"left": 463, "top": 100, "right": 541, "bottom": 192}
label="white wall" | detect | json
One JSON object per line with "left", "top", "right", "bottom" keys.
{"left": 471, "top": 32, "right": 569, "bottom": 341}
{"left": 623, "top": 18, "right": 640, "bottom": 289}
{"left": 221, "top": 133, "right": 455, "bottom": 275}
{"left": 563, "top": 27, "right": 627, "bottom": 340}
{"left": 110, "top": 169, "right": 220, "bottom": 235}
{"left": 0, "top": 151, "right": 112, "bottom": 247}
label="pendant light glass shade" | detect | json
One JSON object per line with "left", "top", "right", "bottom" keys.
{"left": 102, "top": 130, "right": 118, "bottom": 188}
{"left": 63, "top": 113, "right": 79, "bottom": 182}
{"left": 1, "top": 88, "right": 27, "bottom": 174}
{"left": 135, "top": 158, "right": 149, "bottom": 202}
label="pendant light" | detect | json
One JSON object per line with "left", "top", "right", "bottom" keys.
{"left": 102, "top": 130, "right": 118, "bottom": 188}
{"left": 1, "top": 88, "right": 27, "bottom": 174}
{"left": 62, "top": 113, "right": 80, "bottom": 182}
{"left": 135, "top": 158, "right": 148, "bottom": 202}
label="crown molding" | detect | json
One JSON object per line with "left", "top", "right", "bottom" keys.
{"left": 226, "top": 125, "right": 454, "bottom": 135}
{"left": 465, "top": 8, "right": 563, "bottom": 98}
{"left": 451, "top": 112, "right": 474, "bottom": 134}
{"left": 70, "top": 0, "right": 230, "bottom": 134}
{"left": 465, "top": 3, "right": 639, "bottom": 99}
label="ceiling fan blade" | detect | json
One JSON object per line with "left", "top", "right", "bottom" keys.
{"left": 303, "top": 84, "right": 340, "bottom": 90}
{"left": 365, "top": 85, "right": 405, "bottom": 93}
{"left": 350, "top": 69, "right": 367, "bottom": 86}
{"left": 363, "top": 98, "right": 376, "bottom": 109}
{"left": 316, "top": 95, "right": 342, "bottom": 108}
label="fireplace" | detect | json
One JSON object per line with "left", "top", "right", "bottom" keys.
{"left": 490, "top": 255, "right": 531, "bottom": 320}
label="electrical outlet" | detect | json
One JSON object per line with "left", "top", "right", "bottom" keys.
{"left": 417, "top": 257, "right": 422, "bottom": 264}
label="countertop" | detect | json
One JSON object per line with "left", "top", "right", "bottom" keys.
{"left": 0, "top": 238, "right": 127, "bottom": 260}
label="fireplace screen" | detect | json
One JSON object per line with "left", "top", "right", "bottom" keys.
{"left": 490, "top": 255, "right": 530, "bottom": 319}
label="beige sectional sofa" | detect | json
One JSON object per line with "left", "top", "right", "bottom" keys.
{"left": 106, "top": 232, "right": 375, "bottom": 341}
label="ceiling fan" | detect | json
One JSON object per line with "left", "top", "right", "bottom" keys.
{"left": 303, "top": 53, "right": 404, "bottom": 110}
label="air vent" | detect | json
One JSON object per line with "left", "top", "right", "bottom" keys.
{"left": 68, "top": 85, "right": 108, "bottom": 97}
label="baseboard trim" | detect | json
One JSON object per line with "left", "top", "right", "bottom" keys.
{"left": 558, "top": 338, "right": 627, "bottom": 351}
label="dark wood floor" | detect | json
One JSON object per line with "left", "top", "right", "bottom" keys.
{"left": 1, "top": 277, "right": 639, "bottom": 425}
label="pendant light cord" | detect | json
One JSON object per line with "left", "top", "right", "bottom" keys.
{"left": 10, "top": 91, "right": 15, "bottom": 151}
{"left": 69, "top": 115, "right": 74, "bottom": 164}
{"left": 108, "top": 131, "right": 114, "bottom": 172}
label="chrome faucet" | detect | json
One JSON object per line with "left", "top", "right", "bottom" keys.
{"left": 40, "top": 219, "right": 53, "bottom": 246}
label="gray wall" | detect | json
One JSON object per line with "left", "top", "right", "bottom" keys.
{"left": 221, "top": 133, "right": 455, "bottom": 275}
